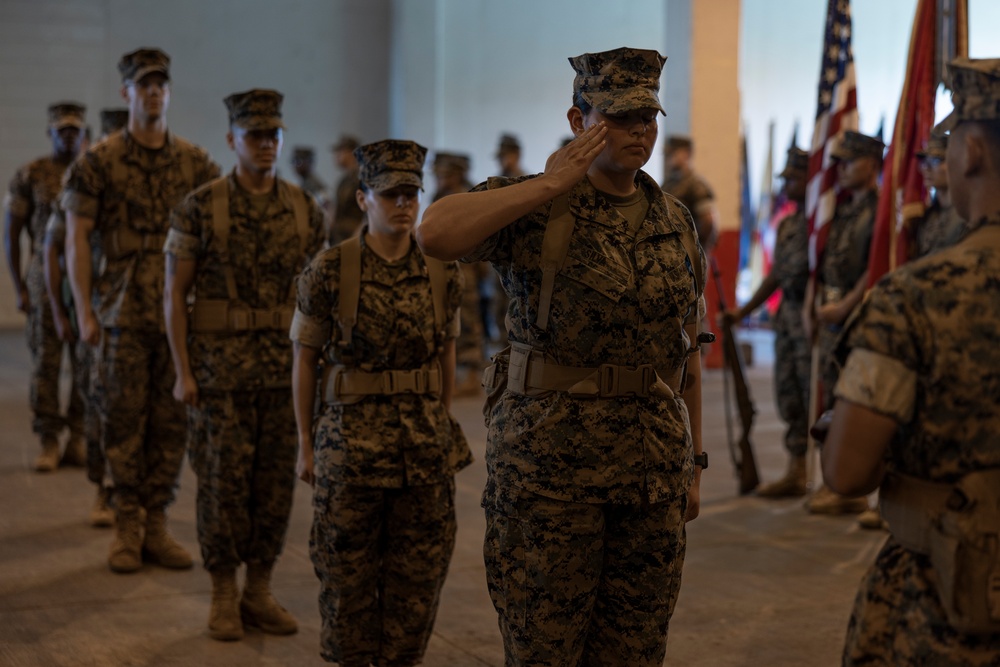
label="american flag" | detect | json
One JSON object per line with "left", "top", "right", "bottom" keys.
{"left": 806, "top": 0, "right": 859, "bottom": 271}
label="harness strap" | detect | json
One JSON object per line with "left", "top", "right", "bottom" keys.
{"left": 338, "top": 235, "right": 362, "bottom": 348}
{"left": 210, "top": 178, "right": 239, "bottom": 301}
{"left": 880, "top": 472, "right": 953, "bottom": 554}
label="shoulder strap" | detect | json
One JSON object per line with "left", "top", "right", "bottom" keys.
{"left": 210, "top": 177, "right": 238, "bottom": 301}
{"left": 424, "top": 255, "right": 449, "bottom": 338}
{"left": 291, "top": 185, "right": 309, "bottom": 256}
{"left": 535, "top": 191, "right": 575, "bottom": 337}
{"left": 338, "top": 235, "right": 362, "bottom": 347}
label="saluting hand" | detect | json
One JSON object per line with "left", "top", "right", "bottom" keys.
{"left": 543, "top": 122, "right": 607, "bottom": 192}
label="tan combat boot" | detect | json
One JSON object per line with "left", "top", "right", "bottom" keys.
{"left": 805, "top": 484, "right": 868, "bottom": 515}
{"left": 240, "top": 563, "right": 298, "bottom": 635}
{"left": 142, "top": 509, "right": 194, "bottom": 569}
{"left": 208, "top": 569, "right": 244, "bottom": 641}
{"left": 757, "top": 455, "right": 808, "bottom": 498}
{"left": 90, "top": 486, "right": 115, "bottom": 528}
{"left": 108, "top": 506, "right": 144, "bottom": 573}
{"left": 60, "top": 435, "right": 86, "bottom": 467}
{"left": 33, "top": 436, "right": 61, "bottom": 472}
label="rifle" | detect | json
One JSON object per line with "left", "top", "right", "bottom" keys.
{"left": 710, "top": 256, "right": 759, "bottom": 495}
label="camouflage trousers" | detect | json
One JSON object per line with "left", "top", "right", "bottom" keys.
{"left": 310, "top": 480, "right": 456, "bottom": 667}
{"left": 457, "top": 263, "right": 485, "bottom": 368}
{"left": 187, "top": 389, "right": 296, "bottom": 572}
{"left": 818, "top": 323, "right": 843, "bottom": 412}
{"left": 25, "top": 256, "right": 84, "bottom": 440}
{"left": 484, "top": 490, "right": 687, "bottom": 667}
{"left": 843, "top": 538, "right": 1000, "bottom": 666}
{"left": 773, "top": 302, "right": 810, "bottom": 457}
{"left": 96, "top": 328, "right": 185, "bottom": 511}
{"left": 74, "top": 338, "right": 106, "bottom": 485}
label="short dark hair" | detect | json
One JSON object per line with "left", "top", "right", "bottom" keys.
{"left": 573, "top": 92, "right": 593, "bottom": 115}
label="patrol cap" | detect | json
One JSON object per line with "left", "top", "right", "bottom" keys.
{"left": 433, "top": 151, "right": 471, "bottom": 173}
{"left": 48, "top": 102, "right": 86, "bottom": 130}
{"left": 496, "top": 133, "right": 521, "bottom": 156}
{"left": 118, "top": 48, "right": 170, "bottom": 84}
{"left": 780, "top": 147, "right": 810, "bottom": 177}
{"left": 666, "top": 134, "right": 693, "bottom": 152}
{"left": 936, "top": 58, "right": 1000, "bottom": 133}
{"left": 332, "top": 134, "right": 361, "bottom": 152}
{"left": 830, "top": 130, "right": 885, "bottom": 161}
{"left": 292, "top": 146, "right": 315, "bottom": 160}
{"left": 100, "top": 108, "right": 128, "bottom": 136}
{"left": 569, "top": 47, "right": 666, "bottom": 116}
{"left": 224, "top": 89, "right": 286, "bottom": 130}
{"left": 915, "top": 133, "right": 948, "bottom": 160}
{"left": 355, "top": 139, "right": 427, "bottom": 192}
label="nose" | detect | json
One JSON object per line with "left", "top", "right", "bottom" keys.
{"left": 395, "top": 194, "right": 408, "bottom": 207}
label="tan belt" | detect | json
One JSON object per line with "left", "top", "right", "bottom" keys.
{"left": 322, "top": 365, "right": 442, "bottom": 404}
{"left": 189, "top": 300, "right": 294, "bottom": 332}
{"left": 108, "top": 228, "right": 166, "bottom": 259}
{"left": 879, "top": 472, "right": 953, "bottom": 554}
{"left": 517, "top": 359, "right": 682, "bottom": 399}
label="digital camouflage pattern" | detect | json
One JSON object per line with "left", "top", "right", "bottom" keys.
{"left": 61, "top": 129, "right": 220, "bottom": 330}
{"left": 292, "top": 229, "right": 470, "bottom": 665}
{"left": 310, "top": 480, "right": 456, "bottom": 666}
{"left": 186, "top": 389, "right": 297, "bottom": 572}
{"left": 915, "top": 133, "right": 948, "bottom": 160}
{"left": 330, "top": 168, "right": 363, "bottom": 245}
{"left": 465, "top": 168, "right": 703, "bottom": 663}
{"left": 661, "top": 167, "right": 714, "bottom": 225}
{"left": 354, "top": 139, "right": 427, "bottom": 192}
{"left": 165, "top": 173, "right": 324, "bottom": 390}
{"left": 833, "top": 214, "right": 1000, "bottom": 665}
{"left": 484, "top": 490, "right": 686, "bottom": 666}
{"left": 817, "top": 187, "right": 878, "bottom": 409}
{"left": 466, "top": 172, "right": 704, "bottom": 508}
{"left": 830, "top": 130, "right": 885, "bottom": 162}
{"left": 913, "top": 199, "right": 969, "bottom": 258}
{"left": 6, "top": 156, "right": 84, "bottom": 440}
{"left": 118, "top": 47, "right": 170, "bottom": 83}
{"left": 569, "top": 47, "right": 666, "bottom": 115}
{"left": 937, "top": 58, "right": 1000, "bottom": 131}
{"left": 46, "top": 208, "right": 105, "bottom": 483}
{"left": 770, "top": 208, "right": 811, "bottom": 456}
{"left": 100, "top": 109, "right": 129, "bottom": 137}
{"left": 224, "top": 88, "right": 286, "bottom": 131}
{"left": 47, "top": 102, "right": 86, "bottom": 129}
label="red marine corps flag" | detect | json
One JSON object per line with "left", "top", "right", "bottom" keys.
{"left": 806, "top": 0, "right": 859, "bottom": 273}
{"left": 866, "top": 0, "right": 968, "bottom": 284}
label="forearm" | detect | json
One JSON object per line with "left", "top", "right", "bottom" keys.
{"left": 292, "top": 344, "right": 319, "bottom": 445}
{"left": 163, "top": 278, "right": 191, "bottom": 380}
{"left": 843, "top": 270, "right": 870, "bottom": 315}
{"left": 65, "top": 215, "right": 94, "bottom": 323}
{"left": 417, "top": 175, "right": 562, "bottom": 261}
{"left": 682, "top": 349, "right": 703, "bottom": 458}
{"left": 3, "top": 213, "right": 25, "bottom": 291}
{"left": 822, "top": 398, "right": 894, "bottom": 496}
{"left": 737, "top": 273, "right": 779, "bottom": 319}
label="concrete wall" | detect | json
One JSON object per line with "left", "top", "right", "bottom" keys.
{"left": 0, "top": 0, "right": 390, "bottom": 327}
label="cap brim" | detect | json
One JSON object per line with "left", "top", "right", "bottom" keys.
{"left": 52, "top": 118, "right": 86, "bottom": 130}
{"left": 128, "top": 66, "right": 170, "bottom": 83}
{"left": 933, "top": 111, "right": 957, "bottom": 134}
{"left": 233, "top": 118, "right": 287, "bottom": 131}
{"left": 367, "top": 171, "right": 424, "bottom": 192}
{"left": 779, "top": 166, "right": 805, "bottom": 178}
{"left": 583, "top": 88, "right": 665, "bottom": 116}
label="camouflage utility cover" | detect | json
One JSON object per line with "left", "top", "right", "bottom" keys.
{"left": 780, "top": 147, "right": 809, "bottom": 177}
{"left": 225, "top": 89, "right": 286, "bottom": 130}
{"left": 569, "top": 47, "right": 665, "bottom": 115}
{"left": 831, "top": 130, "right": 885, "bottom": 161}
{"left": 938, "top": 57, "right": 1000, "bottom": 131}
{"left": 118, "top": 47, "right": 170, "bottom": 83}
{"left": 48, "top": 102, "right": 86, "bottom": 129}
{"left": 355, "top": 140, "right": 427, "bottom": 192}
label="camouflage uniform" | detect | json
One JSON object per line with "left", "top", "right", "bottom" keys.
{"left": 834, "top": 213, "right": 1000, "bottom": 665}
{"left": 44, "top": 208, "right": 105, "bottom": 483}
{"left": 61, "top": 123, "right": 219, "bottom": 512}
{"left": 165, "top": 168, "right": 323, "bottom": 572}
{"left": 291, "top": 139, "right": 472, "bottom": 666}
{"left": 5, "top": 151, "right": 85, "bottom": 443}
{"left": 913, "top": 199, "right": 968, "bottom": 258}
{"left": 771, "top": 206, "right": 811, "bottom": 456}
{"left": 329, "top": 137, "right": 365, "bottom": 246}
{"left": 471, "top": 168, "right": 704, "bottom": 665}
{"left": 817, "top": 185, "right": 879, "bottom": 410}
{"left": 661, "top": 136, "right": 715, "bottom": 249}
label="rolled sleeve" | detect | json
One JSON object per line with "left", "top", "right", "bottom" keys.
{"left": 834, "top": 347, "right": 916, "bottom": 424}
{"left": 289, "top": 308, "right": 330, "bottom": 349}
{"left": 163, "top": 228, "right": 200, "bottom": 259}
{"left": 60, "top": 190, "right": 99, "bottom": 219}
{"left": 3, "top": 192, "right": 30, "bottom": 219}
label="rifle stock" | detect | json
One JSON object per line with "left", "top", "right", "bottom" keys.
{"left": 710, "top": 257, "right": 759, "bottom": 494}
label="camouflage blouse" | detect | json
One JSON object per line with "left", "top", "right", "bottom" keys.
{"left": 465, "top": 171, "right": 706, "bottom": 507}
{"left": 4, "top": 156, "right": 68, "bottom": 254}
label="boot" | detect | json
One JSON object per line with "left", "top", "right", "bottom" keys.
{"left": 858, "top": 507, "right": 888, "bottom": 530}
{"left": 90, "top": 486, "right": 115, "bottom": 528}
{"left": 208, "top": 569, "right": 244, "bottom": 641}
{"left": 142, "top": 509, "right": 193, "bottom": 569}
{"left": 108, "top": 506, "right": 144, "bottom": 573}
{"left": 757, "top": 455, "right": 808, "bottom": 498}
{"left": 34, "top": 436, "right": 60, "bottom": 472}
{"left": 60, "top": 435, "right": 87, "bottom": 467}
{"left": 240, "top": 563, "right": 298, "bottom": 635}
{"left": 805, "top": 484, "right": 868, "bottom": 515}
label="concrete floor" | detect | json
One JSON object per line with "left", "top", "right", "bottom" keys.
{"left": 0, "top": 328, "right": 886, "bottom": 667}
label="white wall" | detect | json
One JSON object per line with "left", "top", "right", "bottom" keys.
{"left": 0, "top": 0, "right": 391, "bottom": 327}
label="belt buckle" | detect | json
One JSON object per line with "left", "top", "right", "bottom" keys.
{"left": 598, "top": 364, "right": 619, "bottom": 398}
{"left": 381, "top": 370, "right": 397, "bottom": 394}
{"left": 230, "top": 306, "right": 250, "bottom": 331}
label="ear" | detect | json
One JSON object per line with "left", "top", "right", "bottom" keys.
{"left": 963, "top": 130, "right": 985, "bottom": 177}
{"left": 120, "top": 85, "right": 129, "bottom": 103}
{"left": 567, "top": 106, "right": 586, "bottom": 137}
{"left": 355, "top": 189, "right": 368, "bottom": 212}
{"left": 226, "top": 131, "right": 235, "bottom": 151}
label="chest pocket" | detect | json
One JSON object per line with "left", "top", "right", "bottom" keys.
{"left": 558, "top": 235, "right": 631, "bottom": 303}
{"left": 636, "top": 232, "right": 696, "bottom": 321}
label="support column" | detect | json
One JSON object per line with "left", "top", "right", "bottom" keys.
{"left": 665, "top": 0, "right": 742, "bottom": 369}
